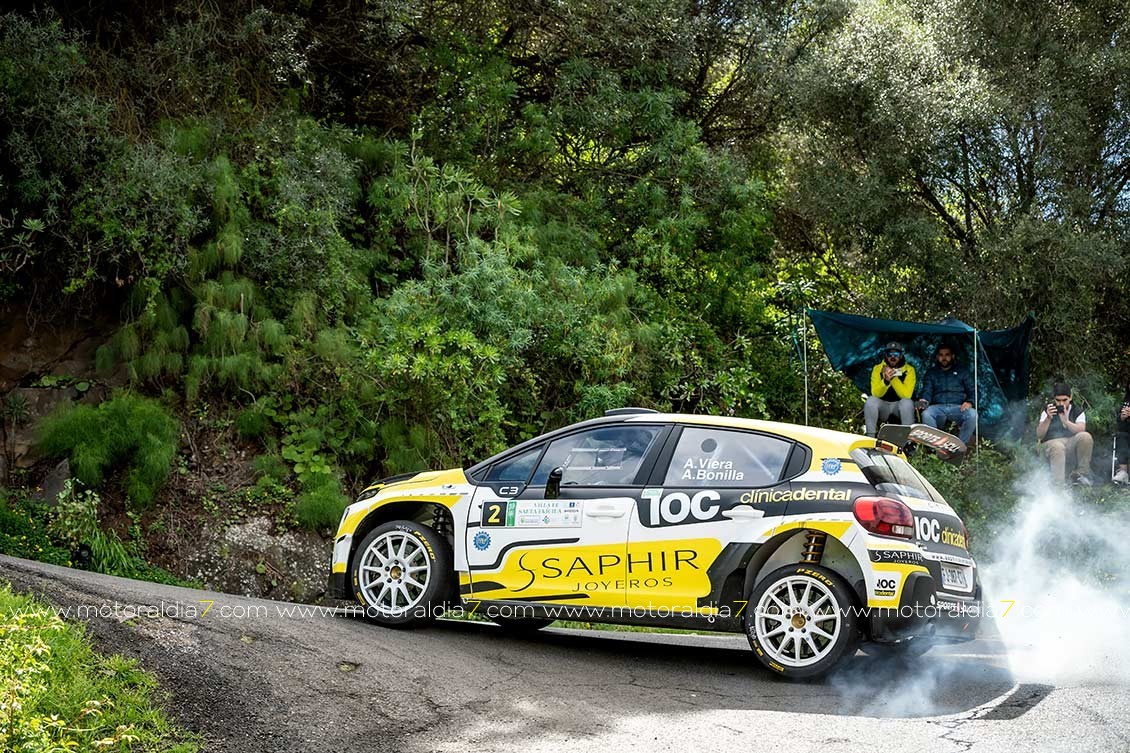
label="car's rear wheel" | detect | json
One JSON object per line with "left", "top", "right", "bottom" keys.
{"left": 744, "top": 564, "right": 859, "bottom": 680}
{"left": 351, "top": 520, "right": 453, "bottom": 627}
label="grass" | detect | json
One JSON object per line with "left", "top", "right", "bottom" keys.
{"left": 38, "top": 392, "right": 179, "bottom": 508}
{"left": 0, "top": 583, "right": 202, "bottom": 752}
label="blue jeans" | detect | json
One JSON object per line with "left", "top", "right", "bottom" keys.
{"left": 922, "top": 404, "right": 978, "bottom": 445}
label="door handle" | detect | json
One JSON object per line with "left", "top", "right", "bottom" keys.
{"left": 585, "top": 504, "right": 628, "bottom": 519}
{"left": 723, "top": 507, "right": 766, "bottom": 520}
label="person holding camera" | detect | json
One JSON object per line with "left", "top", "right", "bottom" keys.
{"left": 864, "top": 341, "right": 917, "bottom": 437}
{"left": 1036, "top": 382, "right": 1093, "bottom": 485}
{"left": 915, "top": 344, "right": 978, "bottom": 445}
{"left": 1114, "top": 387, "right": 1130, "bottom": 485}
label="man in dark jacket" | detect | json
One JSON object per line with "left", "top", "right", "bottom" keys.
{"left": 915, "top": 344, "right": 978, "bottom": 445}
{"left": 1037, "top": 382, "right": 1093, "bottom": 485}
{"left": 1114, "top": 387, "right": 1130, "bottom": 485}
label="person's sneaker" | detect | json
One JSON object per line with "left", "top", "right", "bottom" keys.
{"left": 1114, "top": 469, "right": 1129, "bottom": 485}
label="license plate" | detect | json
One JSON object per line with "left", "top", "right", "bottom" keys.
{"left": 940, "top": 564, "right": 969, "bottom": 590}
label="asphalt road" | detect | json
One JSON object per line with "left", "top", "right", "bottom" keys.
{"left": 2, "top": 555, "right": 1127, "bottom": 753}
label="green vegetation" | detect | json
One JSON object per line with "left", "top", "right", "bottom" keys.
{"left": 38, "top": 394, "right": 179, "bottom": 508}
{"left": 0, "top": 584, "right": 201, "bottom": 752}
{"left": 1, "top": 1, "right": 1129, "bottom": 539}
{"left": 48, "top": 481, "right": 187, "bottom": 586}
{"left": 0, "top": 490, "right": 70, "bottom": 566}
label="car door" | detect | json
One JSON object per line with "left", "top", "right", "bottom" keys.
{"left": 626, "top": 424, "right": 797, "bottom": 612}
{"left": 465, "top": 423, "right": 668, "bottom": 609}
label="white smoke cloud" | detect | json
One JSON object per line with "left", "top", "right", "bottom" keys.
{"left": 980, "top": 466, "right": 1130, "bottom": 685}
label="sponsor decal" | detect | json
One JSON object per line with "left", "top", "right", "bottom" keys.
{"left": 821, "top": 458, "right": 842, "bottom": 476}
{"left": 513, "top": 546, "right": 700, "bottom": 594}
{"left": 914, "top": 516, "right": 967, "bottom": 549}
{"left": 738, "top": 487, "right": 851, "bottom": 504}
{"left": 908, "top": 427, "right": 962, "bottom": 454}
{"left": 871, "top": 572, "right": 902, "bottom": 598}
{"left": 473, "top": 540, "right": 722, "bottom": 607}
{"left": 473, "top": 531, "right": 492, "bottom": 551}
{"left": 921, "top": 551, "right": 975, "bottom": 567}
{"left": 642, "top": 490, "right": 722, "bottom": 526}
{"left": 481, "top": 499, "right": 582, "bottom": 528}
{"left": 868, "top": 549, "right": 924, "bottom": 565}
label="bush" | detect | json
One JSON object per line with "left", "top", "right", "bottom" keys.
{"left": 38, "top": 393, "right": 179, "bottom": 507}
{"left": 235, "top": 405, "right": 272, "bottom": 440}
{"left": 292, "top": 479, "right": 348, "bottom": 532}
{"left": 48, "top": 480, "right": 188, "bottom": 586}
{"left": 0, "top": 490, "right": 70, "bottom": 565}
{"left": 252, "top": 452, "right": 289, "bottom": 483}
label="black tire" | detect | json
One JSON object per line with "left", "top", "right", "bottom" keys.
{"left": 492, "top": 616, "right": 555, "bottom": 633}
{"left": 350, "top": 520, "right": 453, "bottom": 628}
{"left": 744, "top": 564, "right": 860, "bottom": 680}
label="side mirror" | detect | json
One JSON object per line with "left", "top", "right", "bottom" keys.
{"left": 546, "top": 467, "right": 564, "bottom": 499}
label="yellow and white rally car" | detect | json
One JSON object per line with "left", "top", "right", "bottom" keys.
{"left": 328, "top": 409, "right": 981, "bottom": 679}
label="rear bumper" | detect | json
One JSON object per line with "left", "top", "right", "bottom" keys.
{"left": 870, "top": 570, "right": 982, "bottom": 642}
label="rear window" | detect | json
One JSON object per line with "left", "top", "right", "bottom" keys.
{"left": 664, "top": 426, "right": 793, "bottom": 488}
{"left": 850, "top": 449, "right": 946, "bottom": 504}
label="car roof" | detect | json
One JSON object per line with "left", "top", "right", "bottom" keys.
{"left": 625, "top": 413, "right": 867, "bottom": 447}
{"left": 466, "top": 412, "right": 868, "bottom": 476}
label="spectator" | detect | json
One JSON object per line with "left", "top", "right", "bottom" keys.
{"left": 1036, "top": 382, "right": 1093, "bottom": 485}
{"left": 864, "top": 342, "right": 917, "bottom": 437}
{"left": 915, "top": 344, "right": 978, "bottom": 445}
{"left": 1114, "top": 387, "right": 1130, "bottom": 485}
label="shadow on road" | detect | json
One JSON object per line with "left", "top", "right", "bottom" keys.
{"left": 425, "top": 617, "right": 1020, "bottom": 720}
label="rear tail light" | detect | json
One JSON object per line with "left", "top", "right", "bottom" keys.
{"left": 853, "top": 496, "right": 915, "bottom": 539}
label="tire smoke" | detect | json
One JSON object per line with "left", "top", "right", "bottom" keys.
{"left": 980, "top": 466, "right": 1130, "bottom": 684}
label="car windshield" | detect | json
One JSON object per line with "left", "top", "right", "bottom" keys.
{"left": 850, "top": 448, "right": 946, "bottom": 504}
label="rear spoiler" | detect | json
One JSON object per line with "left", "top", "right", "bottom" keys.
{"left": 876, "top": 423, "right": 968, "bottom": 464}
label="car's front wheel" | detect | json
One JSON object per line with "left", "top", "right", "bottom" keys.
{"left": 745, "top": 564, "right": 860, "bottom": 680}
{"left": 351, "top": 520, "right": 453, "bottom": 627}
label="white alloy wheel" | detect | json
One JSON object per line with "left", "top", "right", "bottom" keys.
{"left": 357, "top": 530, "right": 433, "bottom": 615}
{"left": 754, "top": 575, "right": 842, "bottom": 668}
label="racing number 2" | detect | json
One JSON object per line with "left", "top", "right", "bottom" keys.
{"left": 482, "top": 500, "right": 508, "bottom": 527}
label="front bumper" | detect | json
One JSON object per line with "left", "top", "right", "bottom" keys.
{"left": 870, "top": 570, "right": 982, "bottom": 642}
{"left": 327, "top": 571, "right": 349, "bottom": 600}
{"left": 326, "top": 533, "right": 353, "bottom": 599}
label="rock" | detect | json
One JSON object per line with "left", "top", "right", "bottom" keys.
{"left": 181, "top": 516, "right": 331, "bottom": 603}
{"left": 31, "top": 459, "right": 71, "bottom": 506}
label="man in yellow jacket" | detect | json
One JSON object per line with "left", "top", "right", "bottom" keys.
{"left": 864, "top": 341, "right": 916, "bottom": 437}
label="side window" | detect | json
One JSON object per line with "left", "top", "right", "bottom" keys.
{"left": 664, "top": 427, "right": 792, "bottom": 487}
{"left": 485, "top": 445, "right": 544, "bottom": 483}
{"left": 532, "top": 425, "right": 662, "bottom": 486}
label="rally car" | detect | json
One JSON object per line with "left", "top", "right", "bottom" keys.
{"left": 328, "top": 409, "right": 982, "bottom": 679}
